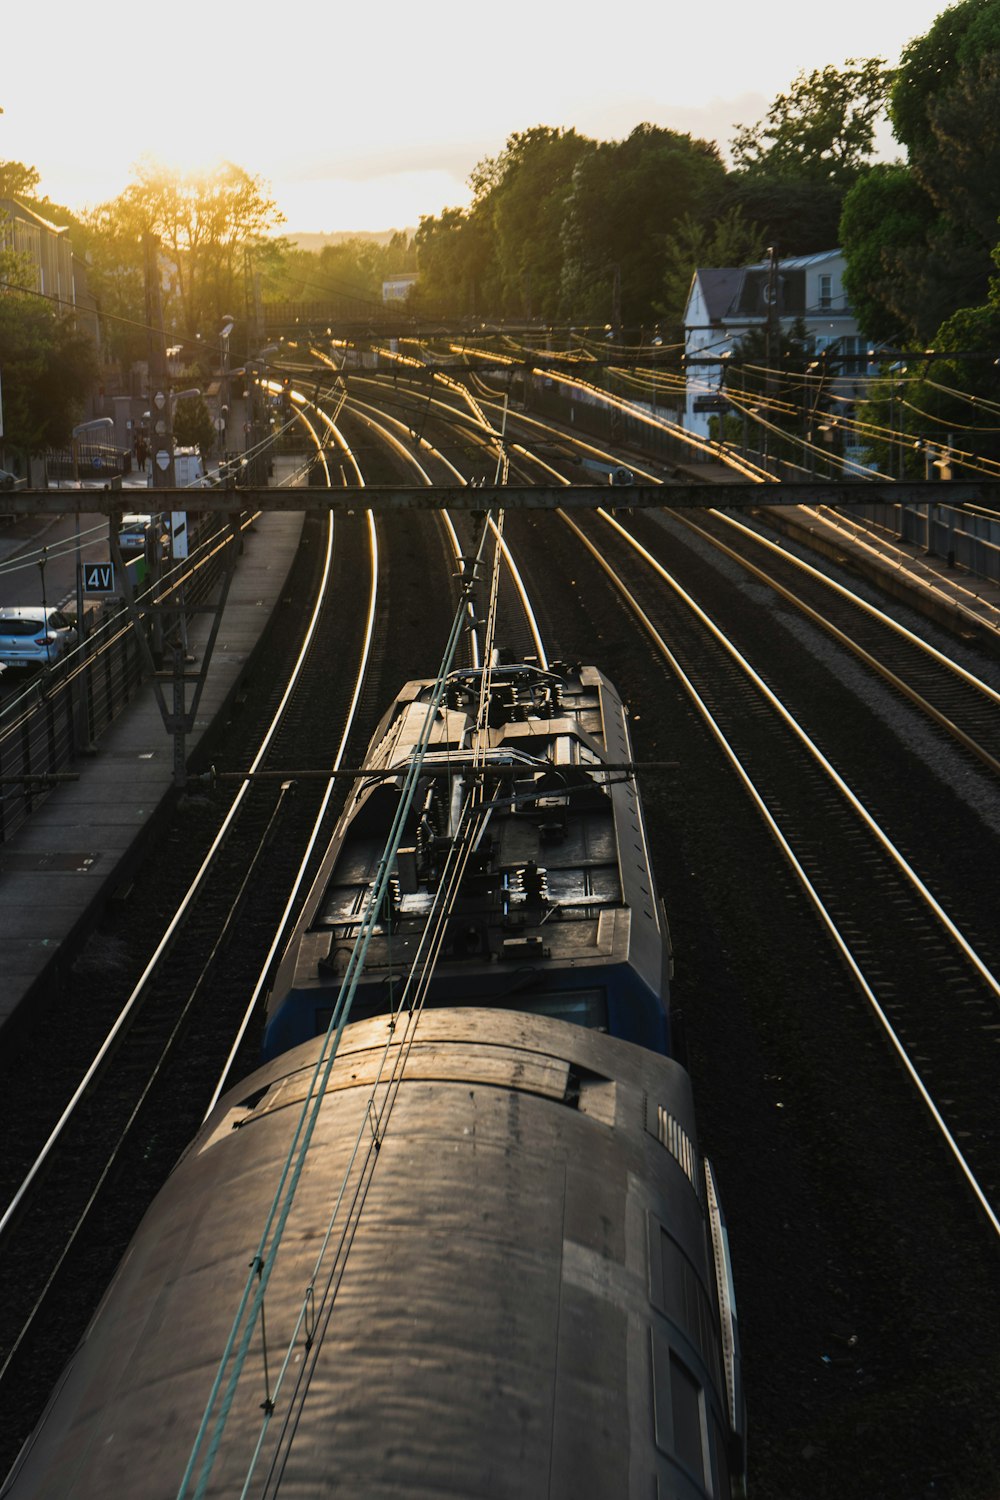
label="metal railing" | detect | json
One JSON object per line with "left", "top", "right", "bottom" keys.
{"left": 0, "top": 517, "right": 234, "bottom": 844}
{"left": 848, "top": 500, "right": 1000, "bottom": 588}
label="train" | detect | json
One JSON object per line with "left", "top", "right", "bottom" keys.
{"left": 265, "top": 662, "right": 672, "bottom": 1059}
{"left": 2, "top": 663, "right": 747, "bottom": 1500}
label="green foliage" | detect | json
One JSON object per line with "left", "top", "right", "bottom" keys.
{"left": 722, "top": 317, "right": 818, "bottom": 468}
{"left": 410, "top": 122, "right": 725, "bottom": 326}
{"left": 465, "top": 127, "right": 595, "bottom": 318}
{"left": 854, "top": 301, "right": 1000, "bottom": 475}
{"left": 908, "top": 306, "right": 1000, "bottom": 467}
{"left": 916, "top": 53, "right": 1000, "bottom": 248}
{"left": 726, "top": 316, "right": 814, "bottom": 388}
{"left": 719, "top": 176, "right": 846, "bottom": 256}
{"left": 560, "top": 124, "right": 725, "bottom": 326}
{"left": 839, "top": 165, "right": 939, "bottom": 342}
{"left": 87, "top": 159, "right": 284, "bottom": 351}
{"left": 0, "top": 160, "right": 41, "bottom": 200}
{"left": 0, "top": 290, "right": 97, "bottom": 453}
{"left": 731, "top": 59, "right": 893, "bottom": 186}
{"left": 890, "top": 0, "right": 999, "bottom": 153}
{"left": 78, "top": 195, "right": 148, "bottom": 374}
{"left": 172, "top": 392, "right": 216, "bottom": 456}
{"left": 260, "top": 234, "right": 416, "bottom": 317}
{"left": 845, "top": 0, "right": 1000, "bottom": 349}
{"left": 410, "top": 207, "right": 492, "bottom": 319}
{"left": 658, "top": 207, "right": 765, "bottom": 338}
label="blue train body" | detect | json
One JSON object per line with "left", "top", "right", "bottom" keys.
{"left": 265, "top": 662, "right": 674, "bottom": 1061}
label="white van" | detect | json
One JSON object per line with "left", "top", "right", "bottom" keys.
{"left": 145, "top": 449, "right": 209, "bottom": 488}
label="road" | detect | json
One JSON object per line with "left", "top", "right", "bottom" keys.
{"left": 0, "top": 479, "right": 153, "bottom": 611}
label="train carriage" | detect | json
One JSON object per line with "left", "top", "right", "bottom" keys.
{"left": 266, "top": 663, "right": 673, "bottom": 1059}
{"left": 2, "top": 664, "right": 746, "bottom": 1499}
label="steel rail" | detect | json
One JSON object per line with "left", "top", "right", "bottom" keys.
{"left": 798, "top": 504, "right": 1000, "bottom": 639}
{"left": 0, "top": 502, "right": 341, "bottom": 1243}
{"left": 203, "top": 408, "right": 379, "bottom": 1117}
{"left": 671, "top": 507, "right": 1000, "bottom": 777}
{"left": 558, "top": 506, "right": 1000, "bottom": 1239}
{"left": 345, "top": 392, "right": 548, "bottom": 667}
{"left": 597, "top": 506, "right": 1000, "bottom": 1005}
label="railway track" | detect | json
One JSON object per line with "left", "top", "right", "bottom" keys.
{"left": 0, "top": 383, "right": 556, "bottom": 1473}
{"left": 565, "top": 504, "right": 1000, "bottom": 1234}
{"left": 0, "top": 497, "right": 373, "bottom": 1405}
{"left": 331, "top": 373, "right": 1000, "bottom": 1213}
{"left": 660, "top": 505, "right": 1000, "bottom": 776}
{"left": 5, "top": 354, "right": 998, "bottom": 1496}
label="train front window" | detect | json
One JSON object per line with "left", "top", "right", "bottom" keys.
{"left": 508, "top": 988, "right": 608, "bottom": 1030}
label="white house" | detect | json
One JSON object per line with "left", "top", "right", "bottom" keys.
{"left": 382, "top": 272, "right": 418, "bottom": 304}
{"left": 683, "top": 250, "right": 872, "bottom": 439}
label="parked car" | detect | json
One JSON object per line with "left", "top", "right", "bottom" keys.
{"left": 0, "top": 607, "right": 77, "bottom": 668}
{"left": 118, "top": 514, "right": 153, "bottom": 553}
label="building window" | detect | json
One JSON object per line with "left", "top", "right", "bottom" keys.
{"left": 819, "top": 274, "right": 832, "bottom": 309}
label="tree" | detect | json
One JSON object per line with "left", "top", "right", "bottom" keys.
{"left": 839, "top": 165, "right": 941, "bottom": 343}
{"left": 910, "top": 52, "right": 1000, "bottom": 250}
{"left": 0, "top": 291, "right": 97, "bottom": 454}
{"left": 855, "top": 0, "right": 1000, "bottom": 344}
{"left": 659, "top": 206, "right": 765, "bottom": 339}
{"left": 910, "top": 301, "right": 1000, "bottom": 467}
{"left": 410, "top": 208, "right": 492, "bottom": 319}
{"left": 79, "top": 194, "right": 149, "bottom": 376}
{"left": 721, "top": 318, "right": 819, "bottom": 471}
{"left": 469, "top": 127, "right": 595, "bottom": 319}
{"left": 718, "top": 176, "right": 846, "bottom": 257}
{"left": 732, "top": 58, "right": 893, "bottom": 186}
{"left": 889, "top": 0, "right": 1000, "bottom": 155}
{"left": 0, "top": 160, "right": 41, "bottom": 200}
{"left": 173, "top": 392, "right": 216, "bottom": 458}
{"left": 560, "top": 124, "right": 726, "bottom": 327}
{"left": 95, "top": 159, "right": 284, "bottom": 343}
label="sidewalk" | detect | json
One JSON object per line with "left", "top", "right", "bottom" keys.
{"left": 0, "top": 493, "right": 305, "bottom": 1035}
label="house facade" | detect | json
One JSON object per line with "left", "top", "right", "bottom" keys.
{"left": 382, "top": 272, "right": 418, "bottom": 303}
{"left": 0, "top": 197, "right": 100, "bottom": 347}
{"left": 1, "top": 199, "right": 75, "bottom": 304}
{"left": 683, "top": 249, "right": 872, "bottom": 440}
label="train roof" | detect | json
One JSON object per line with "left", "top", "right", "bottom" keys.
{"left": 267, "top": 662, "right": 671, "bottom": 1055}
{"left": 4, "top": 1010, "right": 737, "bottom": 1499}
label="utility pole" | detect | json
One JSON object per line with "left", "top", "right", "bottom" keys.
{"left": 764, "top": 246, "right": 779, "bottom": 473}
{"left": 144, "top": 233, "right": 175, "bottom": 494}
{"left": 611, "top": 263, "right": 622, "bottom": 344}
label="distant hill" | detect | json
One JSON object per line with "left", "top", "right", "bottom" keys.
{"left": 285, "top": 230, "right": 414, "bottom": 251}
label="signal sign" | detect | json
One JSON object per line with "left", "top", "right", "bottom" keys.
{"left": 82, "top": 562, "right": 116, "bottom": 594}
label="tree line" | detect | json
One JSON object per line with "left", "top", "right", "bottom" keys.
{"left": 4, "top": 0, "right": 1000, "bottom": 462}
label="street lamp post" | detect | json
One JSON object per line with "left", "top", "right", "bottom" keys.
{"left": 219, "top": 317, "right": 235, "bottom": 456}
{"left": 244, "top": 344, "right": 278, "bottom": 486}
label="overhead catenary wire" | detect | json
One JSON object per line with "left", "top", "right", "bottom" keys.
{"left": 254, "top": 501, "right": 515, "bottom": 1495}
{"left": 177, "top": 508, "right": 500, "bottom": 1500}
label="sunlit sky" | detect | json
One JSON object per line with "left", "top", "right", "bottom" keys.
{"left": 3, "top": 0, "right": 948, "bottom": 238}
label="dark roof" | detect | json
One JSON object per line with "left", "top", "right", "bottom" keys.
{"left": 693, "top": 268, "right": 744, "bottom": 321}
{"left": 728, "top": 267, "right": 807, "bottom": 320}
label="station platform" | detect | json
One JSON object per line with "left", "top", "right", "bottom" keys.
{"left": 759, "top": 501, "right": 1000, "bottom": 651}
{"left": 0, "top": 496, "right": 305, "bottom": 1035}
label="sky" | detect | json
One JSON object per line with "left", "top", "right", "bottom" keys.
{"left": 2, "top": 0, "right": 950, "bottom": 237}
